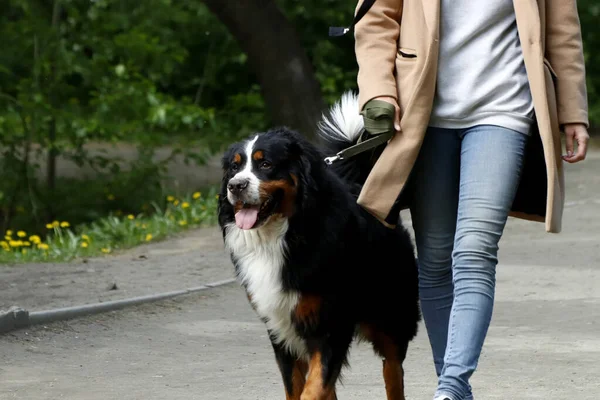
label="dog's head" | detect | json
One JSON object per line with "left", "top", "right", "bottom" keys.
{"left": 218, "top": 128, "right": 321, "bottom": 230}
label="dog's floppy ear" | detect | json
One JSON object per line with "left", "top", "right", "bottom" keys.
{"left": 220, "top": 146, "right": 234, "bottom": 190}
{"left": 221, "top": 144, "right": 236, "bottom": 172}
{"left": 280, "top": 130, "right": 323, "bottom": 212}
{"left": 217, "top": 144, "right": 237, "bottom": 229}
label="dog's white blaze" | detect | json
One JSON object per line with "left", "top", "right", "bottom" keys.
{"left": 317, "top": 91, "right": 364, "bottom": 143}
{"left": 227, "top": 135, "right": 261, "bottom": 205}
{"left": 224, "top": 219, "right": 307, "bottom": 359}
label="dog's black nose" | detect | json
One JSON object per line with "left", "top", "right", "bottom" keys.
{"left": 228, "top": 179, "right": 249, "bottom": 195}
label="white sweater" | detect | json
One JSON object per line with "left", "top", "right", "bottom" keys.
{"left": 429, "top": 0, "right": 535, "bottom": 134}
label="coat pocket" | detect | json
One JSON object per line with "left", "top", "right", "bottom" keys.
{"left": 398, "top": 47, "right": 417, "bottom": 59}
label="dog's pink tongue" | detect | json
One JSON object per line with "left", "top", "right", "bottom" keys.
{"left": 235, "top": 207, "right": 259, "bottom": 230}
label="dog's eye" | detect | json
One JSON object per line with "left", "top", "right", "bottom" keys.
{"left": 259, "top": 161, "right": 272, "bottom": 170}
{"left": 231, "top": 163, "right": 239, "bottom": 172}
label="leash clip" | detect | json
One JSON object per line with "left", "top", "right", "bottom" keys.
{"left": 324, "top": 154, "right": 343, "bottom": 165}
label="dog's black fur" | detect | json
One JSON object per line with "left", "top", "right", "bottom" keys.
{"left": 217, "top": 94, "right": 420, "bottom": 399}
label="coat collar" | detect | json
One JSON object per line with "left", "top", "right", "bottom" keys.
{"left": 423, "top": 0, "right": 441, "bottom": 40}
{"left": 513, "top": 0, "right": 542, "bottom": 49}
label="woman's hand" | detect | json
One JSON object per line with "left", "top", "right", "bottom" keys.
{"left": 372, "top": 96, "right": 401, "bottom": 132}
{"left": 562, "top": 123, "right": 589, "bottom": 163}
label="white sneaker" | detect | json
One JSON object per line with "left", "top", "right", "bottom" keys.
{"left": 433, "top": 396, "right": 454, "bottom": 400}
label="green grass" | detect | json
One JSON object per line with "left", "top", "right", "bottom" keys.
{"left": 0, "top": 188, "right": 219, "bottom": 263}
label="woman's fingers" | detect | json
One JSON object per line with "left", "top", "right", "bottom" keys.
{"left": 393, "top": 104, "right": 401, "bottom": 132}
{"left": 569, "top": 135, "right": 588, "bottom": 162}
{"left": 562, "top": 124, "right": 589, "bottom": 163}
{"left": 564, "top": 129, "right": 575, "bottom": 158}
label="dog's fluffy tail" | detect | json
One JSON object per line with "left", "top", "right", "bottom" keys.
{"left": 317, "top": 91, "right": 364, "bottom": 145}
{"left": 317, "top": 91, "right": 377, "bottom": 189}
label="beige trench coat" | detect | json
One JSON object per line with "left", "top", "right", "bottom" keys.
{"left": 354, "top": 0, "right": 589, "bottom": 233}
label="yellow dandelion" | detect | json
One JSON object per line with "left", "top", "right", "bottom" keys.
{"left": 6, "top": 230, "right": 13, "bottom": 236}
{"left": 4, "top": 235, "right": 11, "bottom": 241}
{"left": 60, "top": 222, "right": 70, "bottom": 228}
{"left": 101, "top": 248, "right": 111, "bottom": 253}
{"left": 1, "top": 241, "right": 8, "bottom": 249}
{"left": 179, "top": 220, "right": 187, "bottom": 226}
{"left": 17, "top": 231, "right": 26, "bottom": 238}
{"left": 107, "top": 194, "right": 115, "bottom": 201}
{"left": 46, "top": 223, "right": 53, "bottom": 229}
{"left": 81, "top": 242, "right": 88, "bottom": 248}
{"left": 145, "top": 233, "right": 153, "bottom": 241}
{"left": 81, "top": 234, "right": 90, "bottom": 241}
{"left": 23, "top": 241, "right": 31, "bottom": 247}
{"left": 193, "top": 192, "right": 201, "bottom": 199}
{"left": 29, "top": 235, "right": 41, "bottom": 244}
{"left": 37, "top": 243, "right": 49, "bottom": 250}
{"left": 127, "top": 214, "right": 135, "bottom": 220}
{"left": 181, "top": 202, "right": 190, "bottom": 209}
{"left": 173, "top": 200, "right": 180, "bottom": 206}
{"left": 215, "top": 194, "right": 219, "bottom": 199}
{"left": 167, "top": 195, "right": 175, "bottom": 202}
{"left": 9, "top": 240, "right": 21, "bottom": 247}
{"left": 21, "top": 249, "right": 27, "bottom": 255}
{"left": 52, "top": 221, "right": 60, "bottom": 228}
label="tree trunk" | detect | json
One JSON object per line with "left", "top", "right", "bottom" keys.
{"left": 201, "top": 0, "right": 325, "bottom": 140}
{"left": 46, "top": 0, "right": 62, "bottom": 222}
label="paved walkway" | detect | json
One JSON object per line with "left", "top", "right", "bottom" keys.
{"left": 0, "top": 152, "right": 599, "bottom": 399}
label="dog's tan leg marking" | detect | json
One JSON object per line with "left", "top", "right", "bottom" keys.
{"left": 326, "top": 391, "right": 338, "bottom": 400}
{"left": 360, "top": 324, "right": 406, "bottom": 400}
{"left": 300, "top": 352, "right": 335, "bottom": 400}
{"left": 285, "top": 359, "right": 308, "bottom": 400}
{"left": 382, "top": 357, "right": 405, "bottom": 400}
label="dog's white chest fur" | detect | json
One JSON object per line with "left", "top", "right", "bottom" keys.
{"left": 224, "top": 219, "right": 307, "bottom": 358}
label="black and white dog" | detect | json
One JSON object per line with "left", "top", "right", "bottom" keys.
{"left": 217, "top": 92, "right": 420, "bottom": 400}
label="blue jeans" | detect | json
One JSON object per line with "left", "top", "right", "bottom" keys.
{"left": 409, "top": 125, "right": 528, "bottom": 400}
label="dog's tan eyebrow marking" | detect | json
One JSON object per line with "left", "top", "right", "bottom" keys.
{"left": 253, "top": 150, "right": 264, "bottom": 161}
{"left": 233, "top": 153, "right": 242, "bottom": 163}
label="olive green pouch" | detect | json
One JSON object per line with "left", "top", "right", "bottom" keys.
{"left": 323, "top": 99, "right": 396, "bottom": 165}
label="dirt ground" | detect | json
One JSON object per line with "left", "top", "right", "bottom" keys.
{"left": 0, "top": 266, "right": 598, "bottom": 399}
{"left": 0, "top": 227, "right": 232, "bottom": 311}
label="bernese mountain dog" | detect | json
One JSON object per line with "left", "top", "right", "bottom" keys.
{"left": 217, "top": 92, "right": 420, "bottom": 400}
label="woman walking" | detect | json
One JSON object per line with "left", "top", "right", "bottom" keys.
{"left": 353, "top": 1, "right": 589, "bottom": 399}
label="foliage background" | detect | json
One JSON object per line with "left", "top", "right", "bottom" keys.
{"left": 0, "top": 0, "right": 598, "bottom": 236}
